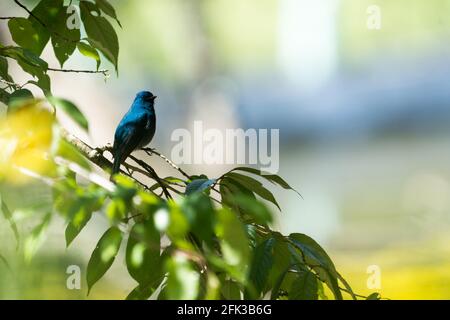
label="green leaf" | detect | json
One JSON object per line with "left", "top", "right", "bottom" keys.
{"left": 215, "top": 207, "right": 250, "bottom": 282}
{"left": 126, "top": 284, "right": 159, "bottom": 300}
{"left": 224, "top": 172, "right": 281, "bottom": 210}
{"left": 0, "top": 56, "right": 13, "bottom": 83}
{"left": 220, "top": 280, "right": 241, "bottom": 300}
{"left": 1, "top": 47, "right": 50, "bottom": 95}
{"left": 29, "top": 74, "right": 51, "bottom": 96}
{"left": 268, "top": 236, "right": 293, "bottom": 299}
{"left": 126, "top": 220, "right": 161, "bottom": 286}
{"left": 0, "top": 88, "right": 10, "bottom": 105}
{"left": 181, "top": 193, "right": 215, "bottom": 246}
{"left": 288, "top": 233, "right": 343, "bottom": 300}
{"left": 53, "top": 138, "right": 91, "bottom": 170}
{"left": 166, "top": 202, "right": 189, "bottom": 240}
{"left": 24, "top": 213, "right": 52, "bottom": 262}
{"left": 77, "top": 42, "right": 101, "bottom": 70}
{"left": 29, "top": 0, "right": 63, "bottom": 55}
{"left": 1, "top": 46, "right": 48, "bottom": 70}
{"left": 86, "top": 226, "right": 122, "bottom": 294}
{"left": 95, "top": 0, "right": 122, "bottom": 27}
{"left": 0, "top": 196, "right": 20, "bottom": 249}
{"left": 8, "top": 18, "right": 44, "bottom": 55}
{"left": 185, "top": 178, "right": 216, "bottom": 195}
{"left": 165, "top": 255, "right": 200, "bottom": 300}
{"left": 51, "top": 6, "right": 80, "bottom": 67}
{"left": 47, "top": 96, "right": 88, "bottom": 130}
{"left": 80, "top": 1, "right": 119, "bottom": 72}
{"left": 317, "top": 280, "right": 328, "bottom": 300}
{"left": 220, "top": 177, "right": 256, "bottom": 220}
{"left": 232, "top": 167, "right": 302, "bottom": 197}
{"left": 229, "top": 195, "right": 272, "bottom": 225}
{"left": 7, "top": 89, "right": 33, "bottom": 108}
{"left": 106, "top": 198, "right": 127, "bottom": 222}
{"left": 65, "top": 207, "right": 93, "bottom": 247}
{"left": 288, "top": 270, "right": 318, "bottom": 300}
{"left": 248, "top": 238, "right": 274, "bottom": 297}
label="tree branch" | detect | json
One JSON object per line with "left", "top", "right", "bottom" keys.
{"left": 0, "top": 78, "right": 20, "bottom": 90}
{"left": 127, "top": 154, "right": 173, "bottom": 199}
{"left": 142, "top": 148, "right": 191, "bottom": 179}
{"left": 60, "top": 129, "right": 153, "bottom": 192}
{"left": 48, "top": 67, "right": 109, "bottom": 77}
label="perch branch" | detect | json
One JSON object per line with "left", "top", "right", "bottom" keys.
{"left": 60, "top": 129, "right": 152, "bottom": 192}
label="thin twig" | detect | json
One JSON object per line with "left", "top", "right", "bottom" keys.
{"left": 142, "top": 148, "right": 191, "bottom": 179}
{"left": 128, "top": 154, "right": 172, "bottom": 199}
{"left": 48, "top": 67, "right": 109, "bottom": 76}
{"left": 0, "top": 78, "right": 20, "bottom": 90}
{"left": 0, "top": 17, "right": 17, "bottom": 20}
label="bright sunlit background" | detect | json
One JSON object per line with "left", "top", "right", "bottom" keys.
{"left": 1, "top": 0, "right": 450, "bottom": 299}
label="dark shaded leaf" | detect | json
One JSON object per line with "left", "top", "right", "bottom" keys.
{"left": 248, "top": 237, "right": 274, "bottom": 297}
{"left": 224, "top": 172, "right": 280, "bottom": 210}
{"left": 232, "top": 167, "right": 301, "bottom": 197}
{"left": 289, "top": 270, "right": 318, "bottom": 300}
{"left": 0, "top": 56, "right": 13, "bottom": 82}
{"left": 8, "top": 18, "right": 44, "bottom": 55}
{"left": 1, "top": 47, "right": 50, "bottom": 95}
{"left": 1, "top": 46, "right": 48, "bottom": 70}
{"left": 288, "top": 233, "right": 343, "bottom": 300}
{"left": 366, "top": 292, "right": 381, "bottom": 300}
{"left": 181, "top": 193, "right": 215, "bottom": 246}
{"left": 7, "top": 89, "right": 33, "bottom": 108}
{"left": 126, "top": 283, "right": 161, "bottom": 300}
{"left": 80, "top": 1, "right": 119, "bottom": 72}
{"left": 51, "top": 7, "right": 80, "bottom": 67}
{"left": 220, "top": 279, "right": 241, "bottom": 300}
{"left": 29, "top": 0, "right": 63, "bottom": 55}
{"left": 229, "top": 195, "right": 272, "bottom": 225}
{"left": 0, "top": 88, "right": 10, "bottom": 105}
{"left": 95, "top": 0, "right": 122, "bottom": 27}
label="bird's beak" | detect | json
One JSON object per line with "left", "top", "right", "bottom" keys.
{"left": 151, "top": 95, "right": 157, "bottom": 100}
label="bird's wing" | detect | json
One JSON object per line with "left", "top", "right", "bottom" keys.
{"left": 113, "top": 112, "right": 149, "bottom": 163}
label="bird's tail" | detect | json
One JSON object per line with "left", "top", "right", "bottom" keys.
{"left": 110, "top": 154, "right": 121, "bottom": 181}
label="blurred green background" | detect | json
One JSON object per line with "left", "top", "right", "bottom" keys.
{"left": 1, "top": 0, "right": 450, "bottom": 299}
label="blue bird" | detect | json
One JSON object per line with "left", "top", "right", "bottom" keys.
{"left": 111, "top": 91, "right": 157, "bottom": 179}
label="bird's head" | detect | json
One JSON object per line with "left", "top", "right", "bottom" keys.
{"left": 136, "top": 91, "right": 157, "bottom": 104}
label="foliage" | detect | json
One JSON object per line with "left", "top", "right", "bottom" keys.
{"left": 0, "top": 0, "right": 379, "bottom": 300}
